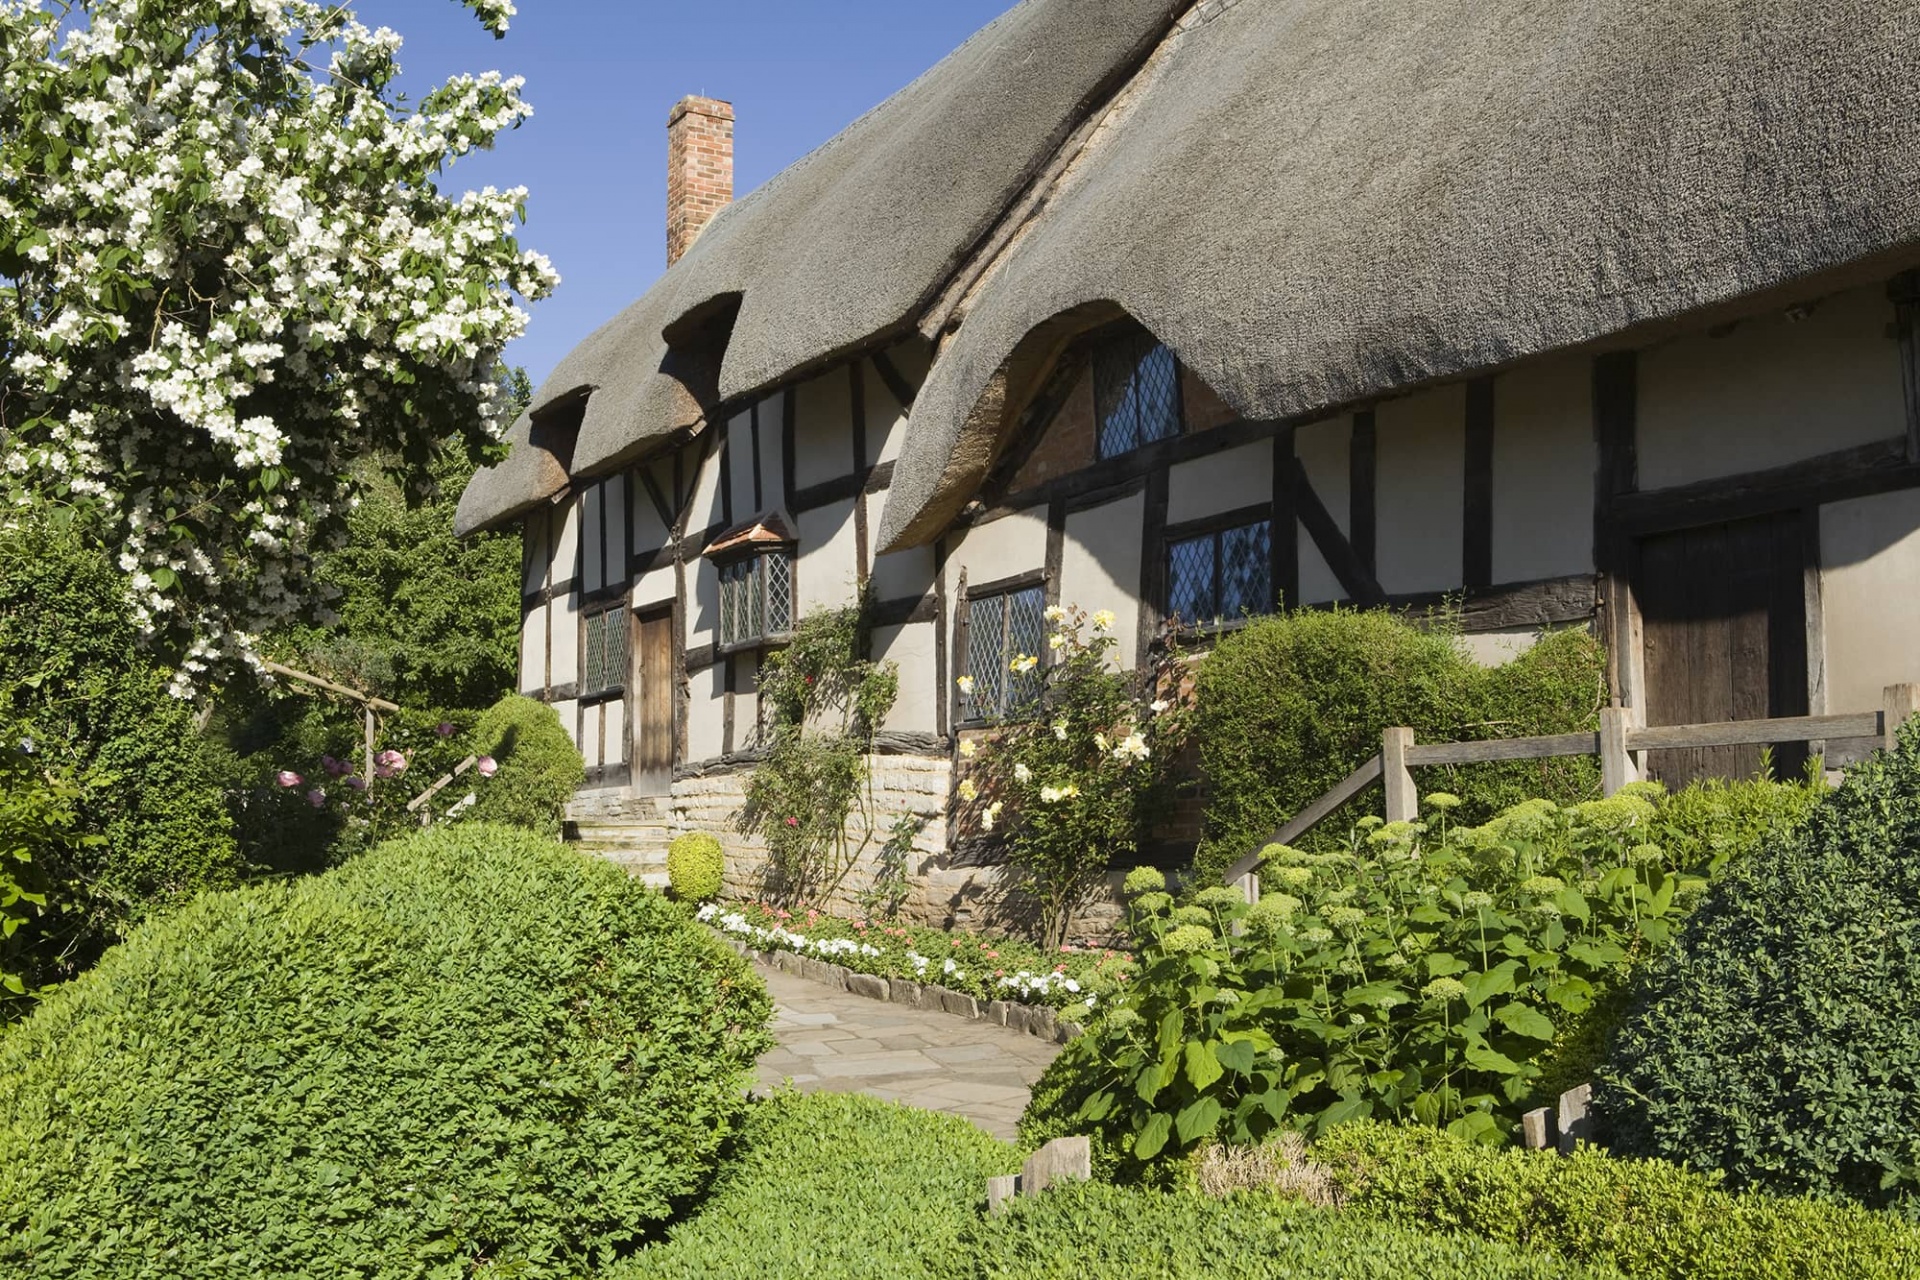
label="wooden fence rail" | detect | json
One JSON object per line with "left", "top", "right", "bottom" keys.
{"left": 1223, "top": 682, "right": 1919, "bottom": 888}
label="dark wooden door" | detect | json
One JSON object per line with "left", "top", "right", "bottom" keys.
{"left": 1635, "top": 513, "right": 1808, "bottom": 786}
{"left": 632, "top": 607, "right": 674, "bottom": 795}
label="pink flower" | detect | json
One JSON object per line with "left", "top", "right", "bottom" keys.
{"left": 319, "top": 755, "right": 346, "bottom": 777}
{"left": 436, "top": 721, "right": 456, "bottom": 738}
{"left": 1054, "top": 964, "right": 1067, "bottom": 973}
{"left": 345, "top": 775, "right": 367, "bottom": 792}
{"left": 373, "top": 748, "right": 407, "bottom": 779}
{"left": 306, "top": 788, "right": 326, "bottom": 808}
{"left": 983, "top": 949, "right": 999, "bottom": 959}
{"left": 275, "top": 770, "right": 302, "bottom": 788}
{"left": 476, "top": 756, "right": 498, "bottom": 778}
{"left": 785, "top": 816, "right": 798, "bottom": 827}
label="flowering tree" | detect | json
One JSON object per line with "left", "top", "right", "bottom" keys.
{"left": 0, "top": 0, "right": 555, "bottom": 692}
{"left": 963, "top": 605, "right": 1191, "bottom": 947}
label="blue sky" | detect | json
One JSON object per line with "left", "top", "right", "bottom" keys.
{"left": 364, "top": 0, "right": 1015, "bottom": 387}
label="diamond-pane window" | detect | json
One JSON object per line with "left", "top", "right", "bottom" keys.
{"left": 581, "top": 605, "right": 629, "bottom": 696}
{"left": 963, "top": 583, "right": 1047, "bottom": 720}
{"left": 1094, "top": 330, "right": 1183, "bottom": 459}
{"left": 718, "top": 550, "right": 794, "bottom": 649}
{"left": 1166, "top": 519, "right": 1272, "bottom": 626}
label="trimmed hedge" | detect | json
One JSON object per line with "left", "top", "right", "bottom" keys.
{"left": 1318, "top": 1121, "right": 1920, "bottom": 1280}
{"left": 624, "top": 1092, "right": 1017, "bottom": 1279}
{"left": 465, "top": 693, "right": 584, "bottom": 836}
{"left": 668, "top": 831, "right": 725, "bottom": 902}
{"left": 0, "top": 825, "right": 772, "bottom": 1277}
{"left": 959, "top": 1180, "right": 1615, "bottom": 1279}
{"left": 1596, "top": 724, "right": 1920, "bottom": 1213}
{"left": 1192, "top": 611, "right": 1603, "bottom": 882}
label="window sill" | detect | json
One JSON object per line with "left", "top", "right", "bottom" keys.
{"left": 716, "top": 632, "right": 795, "bottom": 659}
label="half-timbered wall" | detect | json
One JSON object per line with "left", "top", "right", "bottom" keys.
{"left": 1819, "top": 488, "right": 1920, "bottom": 716}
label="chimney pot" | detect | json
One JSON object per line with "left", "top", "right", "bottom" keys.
{"left": 666, "top": 94, "right": 734, "bottom": 266}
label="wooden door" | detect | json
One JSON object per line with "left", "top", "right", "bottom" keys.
{"left": 1635, "top": 513, "right": 1808, "bottom": 785}
{"left": 631, "top": 607, "right": 674, "bottom": 795}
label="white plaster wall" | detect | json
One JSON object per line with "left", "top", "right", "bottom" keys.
{"left": 633, "top": 564, "right": 674, "bottom": 609}
{"left": 551, "top": 698, "right": 579, "bottom": 750}
{"left": 580, "top": 702, "right": 602, "bottom": 769}
{"left": 1376, "top": 384, "right": 1466, "bottom": 595}
{"left": 1819, "top": 488, "right": 1920, "bottom": 714}
{"left": 726, "top": 408, "right": 756, "bottom": 518}
{"left": 1459, "top": 627, "right": 1541, "bottom": 668}
{"left": 519, "top": 602, "right": 546, "bottom": 694}
{"left": 522, "top": 510, "right": 550, "bottom": 595}
{"left": 632, "top": 459, "right": 672, "bottom": 553}
{"left": 793, "top": 368, "right": 856, "bottom": 488}
{"left": 1492, "top": 355, "right": 1594, "bottom": 584}
{"left": 945, "top": 506, "right": 1048, "bottom": 598}
{"left": 874, "top": 620, "right": 939, "bottom": 734}
{"left": 687, "top": 556, "right": 719, "bottom": 650}
{"left": 870, "top": 517, "right": 936, "bottom": 605}
{"left": 869, "top": 356, "right": 911, "bottom": 466}
{"left": 685, "top": 435, "right": 725, "bottom": 536}
{"left": 580, "top": 485, "right": 605, "bottom": 593}
{"left": 550, "top": 588, "right": 580, "bottom": 687}
{"left": 1061, "top": 492, "right": 1145, "bottom": 670}
{"left": 552, "top": 500, "right": 580, "bottom": 588}
{"left": 603, "top": 697, "right": 626, "bottom": 766}
{"left": 1293, "top": 416, "right": 1351, "bottom": 605}
{"left": 797, "top": 497, "right": 862, "bottom": 615}
{"left": 734, "top": 652, "right": 760, "bottom": 747}
{"left": 1638, "top": 286, "right": 1907, "bottom": 490}
{"left": 757, "top": 392, "right": 786, "bottom": 504}
{"left": 686, "top": 662, "right": 727, "bottom": 762}
{"left": 1168, "top": 439, "right": 1271, "bottom": 525}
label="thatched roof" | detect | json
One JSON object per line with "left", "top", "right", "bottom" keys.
{"left": 462, "top": 0, "right": 1920, "bottom": 540}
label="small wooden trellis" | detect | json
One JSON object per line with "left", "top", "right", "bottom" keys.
{"left": 260, "top": 659, "right": 398, "bottom": 784}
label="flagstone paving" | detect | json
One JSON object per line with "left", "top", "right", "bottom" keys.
{"left": 752, "top": 962, "right": 1062, "bottom": 1141}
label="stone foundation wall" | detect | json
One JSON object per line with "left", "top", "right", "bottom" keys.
{"left": 658, "top": 752, "right": 1127, "bottom": 942}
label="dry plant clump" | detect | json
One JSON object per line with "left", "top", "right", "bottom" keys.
{"left": 1192, "top": 1132, "right": 1343, "bottom": 1207}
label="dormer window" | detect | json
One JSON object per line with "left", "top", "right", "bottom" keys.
{"left": 707, "top": 514, "right": 795, "bottom": 650}
{"left": 1094, "top": 329, "right": 1183, "bottom": 459}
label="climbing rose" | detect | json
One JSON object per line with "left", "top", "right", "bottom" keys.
{"left": 275, "top": 770, "right": 302, "bottom": 788}
{"left": 305, "top": 788, "right": 326, "bottom": 807}
{"left": 475, "top": 755, "right": 498, "bottom": 777}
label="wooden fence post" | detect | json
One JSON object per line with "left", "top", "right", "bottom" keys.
{"left": 1599, "top": 704, "right": 1638, "bottom": 796}
{"left": 364, "top": 706, "right": 376, "bottom": 785}
{"left": 1382, "top": 727, "right": 1416, "bottom": 823}
{"left": 1883, "top": 684, "right": 1920, "bottom": 751}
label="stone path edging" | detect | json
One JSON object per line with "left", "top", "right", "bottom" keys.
{"left": 714, "top": 933, "right": 1085, "bottom": 1046}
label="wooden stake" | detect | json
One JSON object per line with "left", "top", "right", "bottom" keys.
{"left": 1382, "top": 727, "right": 1416, "bottom": 823}
{"left": 1883, "top": 683, "right": 1919, "bottom": 752}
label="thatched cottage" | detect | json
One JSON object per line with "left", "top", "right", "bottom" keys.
{"left": 457, "top": 0, "right": 1920, "bottom": 920}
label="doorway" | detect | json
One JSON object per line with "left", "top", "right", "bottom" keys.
{"left": 631, "top": 606, "right": 674, "bottom": 795}
{"left": 1634, "top": 512, "right": 1809, "bottom": 785}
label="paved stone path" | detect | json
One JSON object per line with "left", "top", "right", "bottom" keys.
{"left": 753, "top": 962, "right": 1062, "bottom": 1140}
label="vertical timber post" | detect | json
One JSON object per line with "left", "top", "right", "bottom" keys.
{"left": 1599, "top": 704, "right": 1638, "bottom": 796}
{"left": 1381, "top": 727, "right": 1416, "bottom": 824}
{"left": 1883, "top": 683, "right": 1920, "bottom": 752}
{"left": 364, "top": 706, "right": 376, "bottom": 785}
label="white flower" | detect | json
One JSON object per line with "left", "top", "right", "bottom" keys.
{"left": 1039, "top": 784, "right": 1080, "bottom": 803}
{"left": 958, "top": 739, "right": 977, "bottom": 758}
{"left": 957, "top": 778, "right": 978, "bottom": 802}
{"left": 982, "top": 801, "right": 1003, "bottom": 832}
{"left": 1014, "top": 763, "right": 1032, "bottom": 783}
{"left": 1150, "top": 699, "right": 1170, "bottom": 714}
{"left": 1010, "top": 653, "right": 1038, "bottom": 674}
{"left": 956, "top": 674, "right": 975, "bottom": 694}
{"left": 1052, "top": 720, "right": 1069, "bottom": 740}
{"left": 1092, "top": 609, "right": 1117, "bottom": 631}
{"left": 1048, "top": 633, "right": 1066, "bottom": 650}
{"left": 1114, "top": 733, "right": 1150, "bottom": 762}
{"left": 1094, "top": 732, "right": 1109, "bottom": 752}
{"left": 1044, "top": 604, "right": 1067, "bottom": 622}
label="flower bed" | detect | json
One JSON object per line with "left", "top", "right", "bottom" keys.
{"left": 696, "top": 900, "right": 1133, "bottom": 1015}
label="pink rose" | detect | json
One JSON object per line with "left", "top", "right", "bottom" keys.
{"left": 345, "top": 775, "right": 367, "bottom": 792}
{"left": 476, "top": 756, "right": 498, "bottom": 777}
{"left": 306, "top": 788, "right": 326, "bottom": 807}
{"left": 320, "top": 755, "right": 349, "bottom": 778}
{"left": 436, "top": 721, "right": 456, "bottom": 738}
{"left": 276, "top": 770, "right": 302, "bottom": 788}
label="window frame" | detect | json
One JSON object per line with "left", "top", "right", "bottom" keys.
{"left": 1092, "top": 328, "right": 1185, "bottom": 461}
{"left": 578, "top": 599, "right": 630, "bottom": 702}
{"left": 1163, "top": 506, "right": 1275, "bottom": 631}
{"left": 958, "top": 573, "right": 1049, "bottom": 725}
{"left": 714, "top": 545, "right": 796, "bottom": 654}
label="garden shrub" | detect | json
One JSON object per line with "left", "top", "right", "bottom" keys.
{"left": 0, "top": 731, "right": 96, "bottom": 1018}
{"left": 1317, "top": 1121, "right": 1920, "bottom": 1280}
{"left": 1024, "top": 792, "right": 1702, "bottom": 1172}
{"left": 0, "top": 515, "right": 242, "bottom": 958}
{"left": 0, "top": 824, "right": 772, "bottom": 1277}
{"left": 669, "top": 831, "right": 725, "bottom": 902}
{"left": 1595, "top": 723, "right": 1920, "bottom": 1213}
{"left": 1192, "top": 611, "right": 1603, "bottom": 883}
{"left": 464, "top": 693, "right": 584, "bottom": 836}
{"left": 622, "top": 1091, "right": 1016, "bottom": 1279}
{"left": 956, "top": 1179, "right": 1615, "bottom": 1279}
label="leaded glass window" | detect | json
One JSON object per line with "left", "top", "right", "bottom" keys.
{"left": 963, "top": 583, "right": 1046, "bottom": 721}
{"left": 1094, "top": 330, "right": 1183, "bottom": 459}
{"left": 580, "top": 605, "right": 629, "bottom": 696}
{"left": 718, "top": 551, "right": 793, "bottom": 649}
{"left": 1167, "top": 520, "right": 1272, "bottom": 626}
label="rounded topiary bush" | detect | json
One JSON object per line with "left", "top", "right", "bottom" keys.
{"left": 0, "top": 824, "right": 773, "bottom": 1276}
{"left": 1595, "top": 724, "right": 1920, "bottom": 1213}
{"left": 466, "top": 693, "right": 584, "bottom": 836}
{"left": 668, "top": 831, "right": 725, "bottom": 903}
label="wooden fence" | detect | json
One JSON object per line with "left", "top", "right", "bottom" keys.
{"left": 1222, "top": 682, "right": 1920, "bottom": 887}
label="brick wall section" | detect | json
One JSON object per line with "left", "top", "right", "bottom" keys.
{"left": 667, "top": 95, "right": 734, "bottom": 266}
{"left": 1010, "top": 365, "right": 1096, "bottom": 490}
{"left": 1181, "top": 365, "right": 1238, "bottom": 431}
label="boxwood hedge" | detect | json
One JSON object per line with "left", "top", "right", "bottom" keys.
{"left": 0, "top": 824, "right": 772, "bottom": 1277}
{"left": 465, "top": 693, "right": 584, "bottom": 836}
{"left": 1596, "top": 723, "right": 1920, "bottom": 1213}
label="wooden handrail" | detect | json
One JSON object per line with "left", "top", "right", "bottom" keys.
{"left": 261, "top": 660, "right": 400, "bottom": 712}
{"left": 1223, "top": 683, "right": 1920, "bottom": 887}
{"left": 407, "top": 755, "right": 478, "bottom": 814}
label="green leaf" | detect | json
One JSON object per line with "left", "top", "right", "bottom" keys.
{"left": 1313, "top": 1094, "right": 1372, "bottom": 1135}
{"left": 1462, "top": 960, "right": 1519, "bottom": 1009}
{"left": 1214, "top": 1038, "right": 1257, "bottom": 1077}
{"left": 1425, "top": 952, "right": 1469, "bottom": 977}
{"left": 1135, "top": 1111, "right": 1172, "bottom": 1160}
{"left": 1174, "top": 1095, "right": 1223, "bottom": 1145}
{"left": 1185, "top": 1040, "right": 1224, "bottom": 1091}
{"left": 1494, "top": 1001, "right": 1555, "bottom": 1041}
{"left": 1464, "top": 1044, "right": 1524, "bottom": 1075}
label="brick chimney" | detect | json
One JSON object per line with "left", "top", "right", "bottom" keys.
{"left": 666, "top": 95, "right": 734, "bottom": 266}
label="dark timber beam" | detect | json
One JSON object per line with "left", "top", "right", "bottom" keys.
{"left": 1282, "top": 455, "right": 1386, "bottom": 608}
